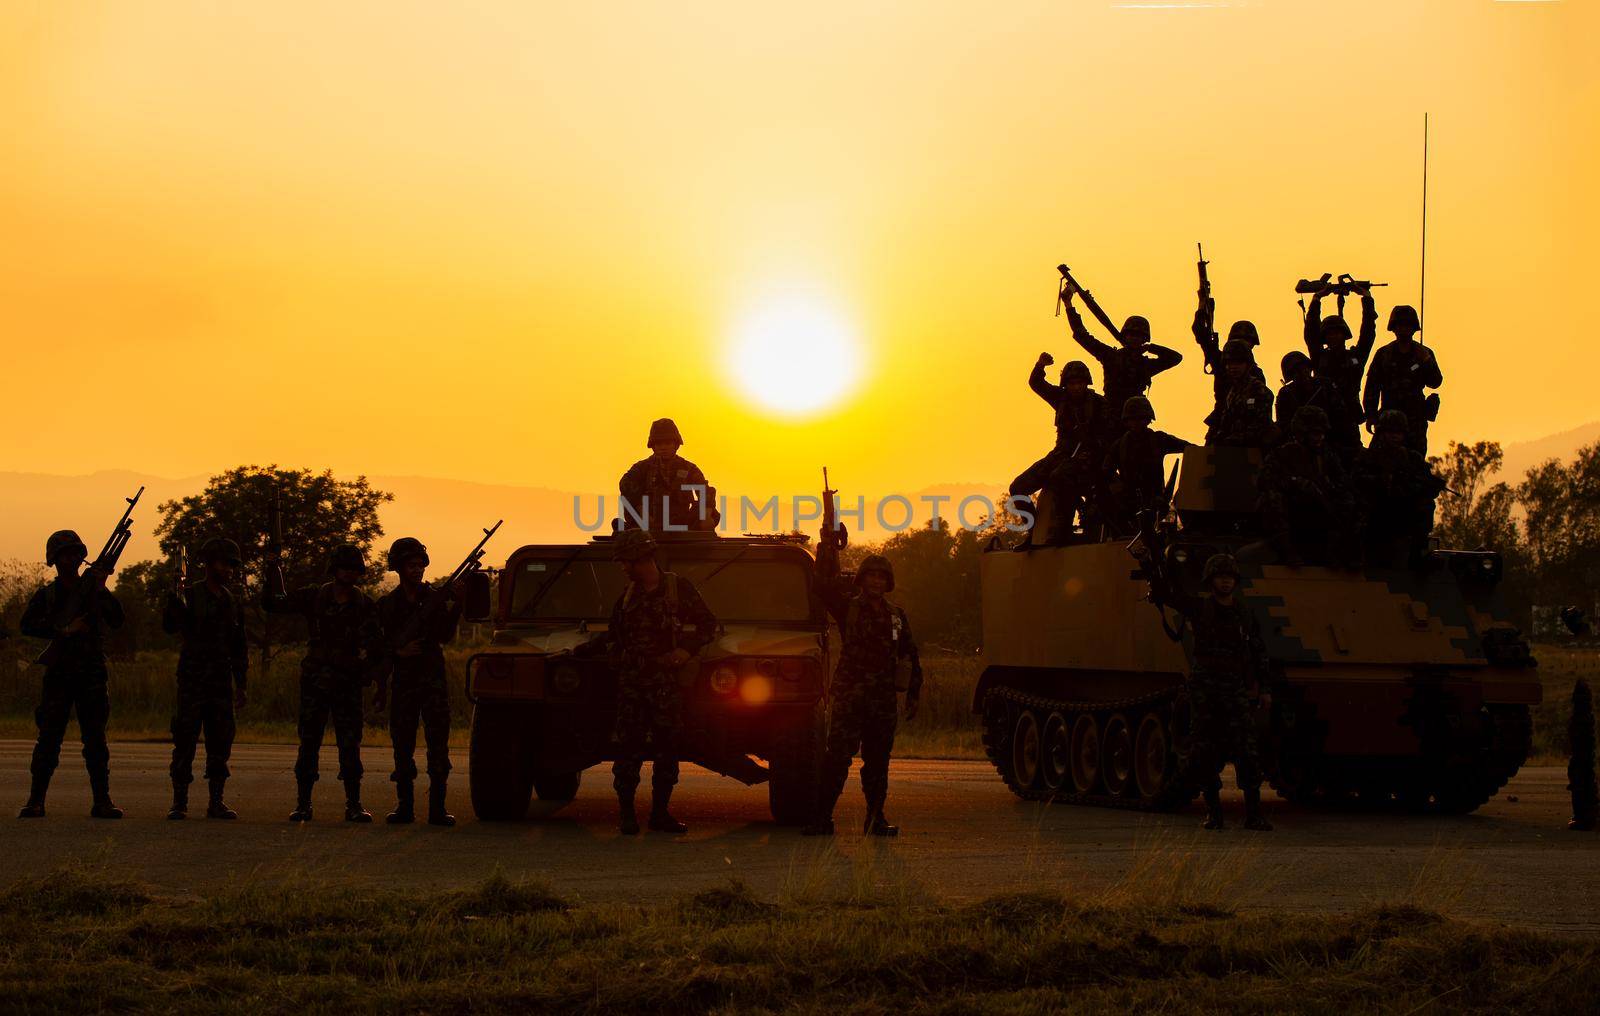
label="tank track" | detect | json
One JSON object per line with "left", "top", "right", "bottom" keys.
{"left": 982, "top": 684, "right": 1198, "bottom": 812}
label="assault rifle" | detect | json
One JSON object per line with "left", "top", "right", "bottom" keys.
{"left": 1196, "top": 242, "right": 1217, "bottom": 373}
{"left": 172, "top": 545, "right": 188, "bottom": 601}
{"left": 1294, "top": 274, "right": 1388, "bottom": 297}
{"left": 1125, "top": 464, "right": 1185, "bottom": 642}
{"left": 263, "top": 483, "right": 287, "bottom": 598}
{"left": 384, "top": 520, "right": 502, "bottom": 659}
{"left": 1056, "top": 263, "right": 1123, "bottom": 342}
{"left": 35, "top": 486, "right": 143, "bottom": 667}
{"left": 821, "top": 467, "right": 847, "bottom": 551}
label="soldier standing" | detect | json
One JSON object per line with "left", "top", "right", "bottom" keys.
{"left": 163, "top": 537, "right": 248, "bottom": 820}
{"left": 1101, "top": 397, "right": 1189, "bottom": 537}
{"left": 576, "top": 529, "right": 717, "bottom": 835}
{"left": 1206, "top": 340, "right": 1276, "bottom": 448}
{"left": 1301, "top": 279, "right": 1377, "bottom": 455}
{"left": 1154, "top": 554, "right": 1272, "bottom": 831}
{"left": 1196, "top": 315, "right": 1267, "bottom": 439}
{"left": 1061, "top": 286, "right": 1183, "bottom": 439}
{"left": 1010, "top": 355, "right": 1109, "bottom": 542}
{"left": 263, "top": 543, "right": 381, "bottom": 822}
{"left": 1355, "top": 410, "right": 1447, "bottom": 568}
{"left": 1362, "top": 305, "right": 1441, "bottom": 455}
{"left": 17, "top": 531, "right": 125, "bottom": 819}
{"left": 372, "top": 537, "right": 464, "bottom": 827}
{"left": 618, "top": 418, "right": 720, "bottom": 532}
{"left": 1258, "top": 406, "right": 1358, "bottom": 567}
{"left": 805, "top": 548, "right": 921, "bottom": 837}
{"left": 1274, "top": 351, "right": 1334, "bottom": 438}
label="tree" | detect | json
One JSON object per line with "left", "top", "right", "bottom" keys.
{"left": 1430, "top": 440, "right": 1520, "bottom": 553}
{"left": 1519, "top": 443, "right": 1600, "bottom": 611}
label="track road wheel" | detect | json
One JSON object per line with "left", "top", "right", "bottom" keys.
{"left": 1040, "top": 712, "right": 1070, "bottom": 794}
{"left": 1133, "top": 711, "right": 1172, "bottom": 803}
{"left": 1069, "top": 713, "right": 1101, "bottom": 794}
{"left": 1012, "top": 709, "right": 1044, "bottom": 793}
{"left": 469, "top": 704, "right": 535, "bottom": 821}
{"left": 1101, "top": 714, "right": 1133, "bottom": 797}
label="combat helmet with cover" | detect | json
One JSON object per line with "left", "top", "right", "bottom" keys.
{"left": 386, "top": 537, "right": 429, "bottom": 572}
{"left": 647, "top": 418, "right": 684, "bottom": 448}
{"left": 1291, "top": 404, "right": 1330, "bottom": 437}
{"left": 1375, "top": 409, "right": 1410, "bottom": 434}
{"left": 1387, "top": 305, "right": 1421, "bottom": 334}
{"left": 1227, "top": 320, "right": 1259, "bottom": 346}
{"left": 328, "top": 543, "right": 368, "bottom": 576}
{"left": 1202, "top": 553, "right": 1241, "bottom": 586}
{"left": 855, "top": 554, "right": 895, "bottom": 592}
{"left": 1061, "top": 360, "right": 1092, "bottom": 384}
{"left": 612, "top": 528, "right": 658, "bottom": 562}
{"left": 1121, "top": 395, "right": 1155, "bottom": 422}
{"left": 1119, "top": 316, "right": 1151, "bottom": 345}
{"left": 1222, "top": 338, "right": 1255, "bottom": 365}
{"left": 200, "top": 537, "right": 243, "bottom": 565}
{"left": 45, "top": 530, "right": 88, "bottom": 567}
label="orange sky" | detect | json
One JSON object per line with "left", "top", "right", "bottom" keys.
{"left": 2, "top": 1, "right": 1596, "bottom": 505}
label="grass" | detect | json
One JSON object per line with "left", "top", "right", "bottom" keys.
{"left": 1, "top": 860, "right": 1596, "bottom": 1014}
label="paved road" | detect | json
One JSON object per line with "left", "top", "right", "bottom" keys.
{"left": 4, "top": 741, "right": 1597, "bottom": 932}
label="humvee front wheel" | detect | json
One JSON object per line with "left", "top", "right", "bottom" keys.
{"left": 469, "top": 703, "right": 535, "bottom": 821}
{"left": 533, "top": 770, "right": 581, "bottom": 802}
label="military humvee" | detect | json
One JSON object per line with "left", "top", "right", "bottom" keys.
{"left": 464, "top": 533, "right": 827, "bottom": 823}
{"left": 979, "top": 446, "right": 1541, "bottom": 814}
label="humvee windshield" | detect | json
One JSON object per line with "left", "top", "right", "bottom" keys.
{"left": 507, "top": 545, "right": 819, "bottom": 624}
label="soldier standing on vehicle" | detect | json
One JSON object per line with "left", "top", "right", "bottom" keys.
{"left": 1274, "top": 351, "right": 1334, "bottom": 438}
{"left": 1355, "top": 410, "right": 1447, "bottom": 568}
{"left": 1152, "top": 554, "right": 1272, "bottom": 831}
{"left": 618, "top": 418, "right": 721, "bottom": 532}
{"left": 576, "top": 529, "right": 717, "bottom": 835}
{"left": 372, "top": 538, "right": 466, "bottom": 827}
{"left": 163, "top": 537, "right": 248, "bottom": 820}
{"left": 805, "top": 546, "right": 921, "bottom": 837}
{"left": 1258, "top": 406, "right": 1358, "bottom": 567}
{"left": 1302, "top": 277, "right": 1378, "bottom": 456}
{"left": 1362, "top": 305, "right": 1441, "bottom": 455}
{"left": 1197, "top": 316, "right": 1267, "bottom": 438}
{"left": 263, "top": 543, "right": 381, "bottom": 823}
{"left": 1010, "top": 355, "right": 1109, "bottom": 542}
{"left": 1101, "top": 397, "right": 1189, "bottom": 537}
{"left": 17, "top": 531, "right": 125, "bottom": 819}
{"left": 1206, "top": 340, "right": 1276, "bottom": 448}
{"left": 1060, "top": 285, "right": 1183, "bottom": 440}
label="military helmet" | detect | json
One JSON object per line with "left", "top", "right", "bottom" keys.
{"left": 328, "top": 543, "right": 368, "bottom": 576}
{"left": 1120, "top": 316, "right": 1151, "bottom": 344}
{"left": 1319, "top": 316, "right": 1352, "bottom": 343}
{"left": 1375, "top": 409, "right": 1410, "bottom": 434}
{"left": 647, "top": 417, "right": 684, "bottom": 448}
{"left": 1292, "top": 404, "right": 1330, "bottom": 436}
{"left": 45, "top": 530, "right": 88, "bottom": 567}
{"left": 1202, "top": 553, "right": 1241, "bottom": 585}
{"left": 1121, "top": 395, "right": 1155, "bottom": 422}
{"left": 1227, "top": 320, "right": 1260, "bottom": 346}
{"left": 200, "top": 537, "right": 243, "bottom": 565}
{"left": 1222, "top": 338, "right": 1254, "bottom": 364}
{"left": 855, "top": 553, "right": 895, "bottom": 592}
{"left": 1387, "top": 305, "right": 1421, "bottom": 334}
{"left": 1061, "top": 359, "right": 1092, "bottom": 384}
{"left": 1281, "top": 350, "right": 1312, "bottom": 375}
{"left": 386, "top": 537, "right": 429, "bottom": 572}
{"left": 612, "top": 528, "right": 658, "bottom": 562}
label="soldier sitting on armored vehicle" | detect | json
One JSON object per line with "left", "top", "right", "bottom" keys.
{"left": 1101, "top": 396, "right": 1189, "bottom": 538}
{"left": 1354, "top": 410, "right": 1447, "bottom": 569}
{"left": 1274, "top": 351, "right": 1334, "bottom": 441}
{"left": 1205, "top": 340, "right": 1276, "bottom": 448}
{"left": 1060, "top": 285, "right": 1183, "bottom": 442}
{"left": 618, "top": 417, "right": 721, "bottom": 533}
{"left": 1362, "top": 305, "right": 1441, "bottom": 456}
{"left": 1257, "top": 405, "right": 1359, "bottom": 568}
{"left": 573, "top": 529, "right": 717, "bottom": 835}
{"left": 1302, "top": 277, "right": 1377, "bottom": 457}
{"left": 1150, "top": 553, "right": 1272, "bottom": 831}
{"left": 1010, "top": 355, "right": 1108, "bottom": 543}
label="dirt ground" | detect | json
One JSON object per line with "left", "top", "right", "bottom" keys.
{"left": 4, "top": 740, "right": 1597, "bottom": 933}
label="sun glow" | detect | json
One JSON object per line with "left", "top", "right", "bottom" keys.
{"left": 725, "top": 295, "right": 864, "bottom": 417}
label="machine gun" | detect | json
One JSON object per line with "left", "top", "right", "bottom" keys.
{"left": 1294, "top": 274, "right": 1388, "bottom": 297}
{"left": 1056, "top": 263, "right": 1123, "bottom": 342}
{"left": 1196, "top": 242, "right": 1217, "bottom": 373}
{"left": 34, "top": 486, "right": 143, "bottom": 667}
{"left": 383, "top": 520, "right": 502, "bottom": 662}
{"left": 1124, "top": 464, "right": 1185, "bottom": 642}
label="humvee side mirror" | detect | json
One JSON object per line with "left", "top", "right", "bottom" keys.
{"left": 462, "top": 570, "right": 493, "bottom": 621}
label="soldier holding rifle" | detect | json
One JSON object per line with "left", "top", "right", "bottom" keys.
{"left": 1300, "top": 274, "right": 1380, "bottom": 456}
{"left": 1057, "top": 264, "right": 1183, "bottom": 439}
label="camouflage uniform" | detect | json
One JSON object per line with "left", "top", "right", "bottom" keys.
{"left": 811, "top": 547, "right": 921, "bottom": 835}
{"left": 1274, "top": 352, "right": 1336, "bottom": 438}
{"left": 19, "top": 563, "right": 124, "bottom": 815}
{"left": 1258, "top": 407, "right": 1358, "bottom": 566}
{"left": 375, "top": 585, "right": 461, "bottom": 788}
{"left": 1197, "top": 319, "right": 1268, "bottom": 439}
{"left": 1302, "top": 292, "right": 1377, "bottom": 455}
{"left": 1101, "top": 398, "right": 1188, "bottom": 537}
{"left": 1207, "top": 341, "right": 1276, "bottom": 448}
{"left": 1064, "top": 306, "right": 1183, "bottom": 441}
{"left": 618, "top": 418, "right": 720, "bottom": 532}
{"left": 163, "top": 580, "right": 247, "bottom": 801}
{"left": 1362, "top": 309, "right": 1441, "bottom": 456}
{"left": 1354, "top": 411, "right": 1447, "bottom": 567}
{"left": 1012, "top": 359, "right": 1109, "bottom": 541}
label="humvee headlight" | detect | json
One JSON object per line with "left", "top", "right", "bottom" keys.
{"left": 710, "top": 666, "right": 739, "bottom": 694}
{"left": 1173, "top": 549, "right": 1189, "bottom": 564}
{"left": 551, "top": 665, "right": 581, "bottom": 695}
{"left": 740, "top": 674, "right": 775, "bottom": 705}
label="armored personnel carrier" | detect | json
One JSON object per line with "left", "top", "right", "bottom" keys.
{"left": 978, "top": 445, "right": 1541, "bottom": 813}
{"left": 464, "top": 533, "right": 826, "bottom": 823}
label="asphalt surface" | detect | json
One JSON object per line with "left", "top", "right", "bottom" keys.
{"left": 4, "top": 740, "right": 1597, "bottom": 932}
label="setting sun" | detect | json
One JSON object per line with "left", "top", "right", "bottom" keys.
{"left": 725, "top": 293, "right": 864, "bottom": 417}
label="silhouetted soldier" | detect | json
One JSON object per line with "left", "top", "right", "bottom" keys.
{"left": 576, "top": 529, "right": 717, "bottom": 835}
{"left": 1101, "top": 396, "right": 1188, "bottom": 537}
{"left": 1302, "top": 278, "right": 1377, "bottom": 455}
{"left": 1061, "top": 286, "right": 1182, "bottom": 439}
{"left": 373, "top": 537, "right": 465, "bottom": 827}
{"left": 17, "top": 531, "right": 124, "bottom": 819}
{"left": 1274, "top": 351, "right": 1335, "bottom": 438}
{"left": 1196, "top": 316, "right": 1267, "bottom": 439}
{"left": 618, "top": 418, "right": 720, "bottom": 532}
{"left": 1362, "top": 305, "right": 1441, "bottom": 455}
{"left": 805, "top": 549, "right": 921, "bottom": 837}
{"left": 1011, "top": 355, "right": 1109, "bottom": 542}
{"left": 263, "top": 543, "right": 381, "bottom": 822}
{"left": 1153, "top": 554, "right": 1272, "bottom": 831}
{"left": 1206, "top": 340, "right": 1276, "bottom": 448}
{"left": 1258, "top": 406, "right": 1358, "bottom": 567}
{"left": 163, "top": 537, "right": 248, "bottom": 820}
{"left": 1354, "top": 410, "right": 1446, "bottom": 568}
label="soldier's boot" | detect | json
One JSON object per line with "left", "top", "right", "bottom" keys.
{"left": 1202, "top": 788, "right": 1225, "bottom": 831}
{"left": 427, "top": 779, "right": 456, "bottom": 828}
{"left": 89, "top": 777, "right": 123, "bottom": 820}
{"left": 167, "top": 781, "right": 188, "bottom": 820}
{"left": 19, "top": 774, "right": 49, "bottom": 818}
{"left": 343, "top": 780, "right": 373, "bottom": 823}
{"left": 863, "top": 794, "right": 899, "bottom": 837}
{"left": 647, "top": 787, "right": 687, "bottom": 834}
{"left": 387, "top": 781, "right": 415, "bottom": 825}
{"left": 1242, "top": 788, "right": 1273, "bottom": 832}
{"left": 206, "top": 779, "right": 237, "bottom": 820}
{"left": 618, "top": 792, "right": 640, "bottom": 836}
{"left": 289, "top": 778, "right": 315, "bottom": 822}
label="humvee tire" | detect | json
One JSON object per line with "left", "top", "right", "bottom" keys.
{"left": 469, "top": 703, "right": 534, "bottom": 821}
{"left": 767, "top": 703, "right": 824, "bottom": 825}
{"left": 533, "top": 769, "right": 582, "bottom": 802}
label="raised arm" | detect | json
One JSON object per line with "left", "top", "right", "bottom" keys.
{"left": 1192, "top": 306, "right": 1221, "bottom": 373}
{"left": 812, "top": 545, "right": 853, "bottom": 625}
{"left": 1028, "top": 355, "right": 1061, "bottom": 407}
{"left": 1065, "top": 301, "right": 1115, "bottom": 364}
{"left": 1353, "top": 292, "right": 1378, "bottom": 366}
{"left": 1303, "top": 294, "right": 1325, "bottom": 359}
{"left": 1144, "top": 343, "right": 1184, "bottom": 377}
